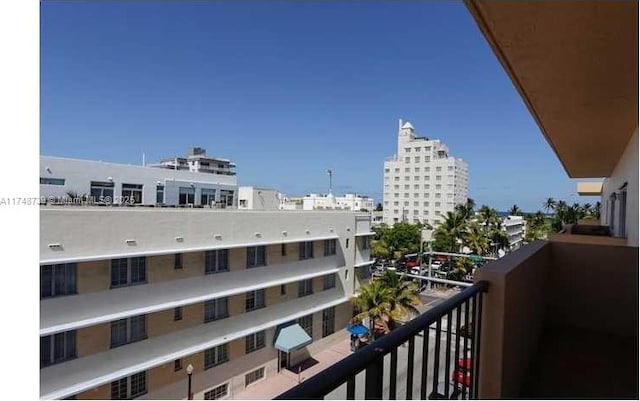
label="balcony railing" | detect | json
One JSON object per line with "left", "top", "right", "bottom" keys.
{"left": 276, "top": 281, "right": 489, "bottom": 400}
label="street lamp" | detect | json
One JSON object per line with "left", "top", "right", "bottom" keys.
{"left": 186, "top": 364, "right": 194, "bottom": 400}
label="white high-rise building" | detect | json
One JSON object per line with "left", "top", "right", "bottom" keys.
{"left": 382, "top": 119, "right": 469, "bottom": 226}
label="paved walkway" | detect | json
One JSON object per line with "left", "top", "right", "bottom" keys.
{"left": 233, "top": 336, "right": 353, "bottom": 399}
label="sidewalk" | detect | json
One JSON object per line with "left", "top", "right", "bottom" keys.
{"left": 233, "top": 337, "right": 352, "bottom": 399}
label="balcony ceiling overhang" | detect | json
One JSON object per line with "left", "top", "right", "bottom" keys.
{"left": 465, "top": 1, "right": 638, "bottom": 178}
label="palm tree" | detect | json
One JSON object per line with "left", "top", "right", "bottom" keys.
{"left": 433, "top": 211, "right": 467, "bottom": 252}
{"left": 449, "top": 257, "right": 474, "bottom": 281}
{"left": 543, "top": 197, "right": 556, "bottom": 213}
{"left": 593, "top": 201, "right": 601, "bottom": 219}
{"left": 378, "top": 270, "right": 421, "bottom": 327}
{"left": 509, "top": 204, "right": 522, "bottom": 216}
{"left": 351, "top": 280, "right": 393, "bottom": 338}
{"left": 463, "top": 222, "right": 489, "bottom": 256}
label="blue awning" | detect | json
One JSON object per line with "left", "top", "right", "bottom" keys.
{"left": 274, "top": 323, "right": 312, "bottom": 353}
{"left": 347, "top": 323, "right": 369, "bottom": 336}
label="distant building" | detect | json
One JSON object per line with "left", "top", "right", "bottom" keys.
{"left": 149, "top": 147, "right": 236, "bottom": 176}
{"left": 382, "top": 119, "right": 469, "bottom": 226}
{"left": 40, "top": 151, "right": 237, "bottom": 207}
{"left": 238, "top": 187, "right": 282, "bottom": 210}
{"left": 301, "top": 193, "right": 375, "bottom": 212}
{"left": 502, "top": 215, "right": 525, "bottom": 251}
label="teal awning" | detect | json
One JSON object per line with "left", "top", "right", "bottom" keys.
{"left": 274, "top": 323, "right": 312, "bottom": 353}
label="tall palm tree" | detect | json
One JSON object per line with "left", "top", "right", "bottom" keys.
{"left": 378, "top": 270, "right": 421, "bottom": 326}
{"left": 433, "top": 211, "right": 467, "bottom": 252}
{"left": 508, "top": 204, "right": 522, "bottom": 216}
{"left": 463, "top": 222, "right": 489, "bottom": 256}
{"left": 543, "top": 197, "right": 556, "bottom": 213}
{"left": 351, "top": 280, "right": 393, "bottom": 338}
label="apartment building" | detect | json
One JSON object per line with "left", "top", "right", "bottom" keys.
{"left": 502, "top": 215, "right": 524, "bottom": 251}
{"left": 382, "top": 119, "right": 469, "bottom": 226}
{"left": 149, "top": 147, "right": 236, "bottom": 176}
{"left": 40, "top": 154, "right": 237, "bottom": 208}
{"left": 40, "top": 207, "right": 375, "bottom": 399}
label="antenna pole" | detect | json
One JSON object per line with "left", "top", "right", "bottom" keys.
{"left": 327, "top": 169, "right": 333, "bottom": 194}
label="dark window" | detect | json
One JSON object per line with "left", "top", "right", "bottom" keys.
{"left": 323, "top": 239, "right": 337, "bottom": 256}
{"left": 322, "top": 307, "right": 336, "bottom": 337}
{"left": 41, "top": 263, "right": 76, "bottom": 298}
{"left": 201, "top": 188, "right": 216, "bottom": 207}
{"left": 299, "top": 242, "right": 314, "bottom": 260}
{"left": 204, "top": 344, "right": 229, "bottom": 370}
{"left": 174, "top": 359, "right": 182, "bottom": 372}
{"left": 179, "top": 187, "right": 195, "bottom": 205}
{"left": 281, "top": 243, "right": 287, "bottom": 256}
{"left": 111, "top": 257, "right": 146, "bottom": 288}
{"left": 204, "top": 298, "right": 229, "bottom": 322}
{"left": 298, "top": 279, "right": 314, "bottom": 297}
{"left": 174, "top": 253, "right": 182, "bottom": 269}
{"left": 298, "top": 315, "right": 313, "bottom": 337}
{"left": 346, "top": 238, "right": 349, "bottom": 248}
{"left": 280, "top": 284, "right": 286, "bottom": 295}
{"left": 111, "top": 372, "right": 147, "bottom": 400}
{"left": 323, "top": 274, "right": 336, "bottom": 290}
{"left": 204, "top": 384, "right": 228, "bottom": 400}
{"left": 90, "top": 181, "right": 114, "bottom": 203}
{"left": 110, "top": 315, "right": 146, "bottom": 348}
{"left": 362, "top": 236, "right": 371, "bottom": 250}
{"left": 245, "top": 289, "right": 266, "bottom": 312}
{"left": 40, "top": 177, "right": 65, "bottom": 185}
{"left": 245, "top": 331, "right": 266, "bottom": 354}
{"left": 205, "top": 249, "right": 229, "bottom": 274}
{"left": 246, "top": 246, "right": 266, "bottom": 268}
{"left": 40, "top": 330, "right": 76, "bottom": 368}
{"left": 174, "top": 307, "right": 182, "bottom": 321}
{"left": 156, "top": 185, "right": 165, "bottom": 204}
{"left": 121, "top": 183, "right": 143, "bottom": 204}
{"left": 245, "top": 367, "right": 265, "bottom": 386}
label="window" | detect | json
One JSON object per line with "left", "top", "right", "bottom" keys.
{"left": 245, "top": 289, "right": 266, "bottom": 312}
{"left": 405, "top": 148, "right": 411, "bottom": 153}
{"left": 424, "top": 176, "right": 430, "bottom": 181}
{"left": 323, "top": 274, "right": 336, "bottom": 290}
{"left": 404, "top": 167, "right": 410, "bottom": 173}
{"left": 41, "top": 263, "right": 76, "bottom": 298}
{"left": 362, "top": 236, "right": 371, "bottom": 250}
{"left": 40, "top": 330, "right": 76, "bottom": 367}
{"left": 90, "top": 181, "right": 114, "bottom": 203}
{"left": 346, "top": 238, "right": 349, "bottom": 248}
{"left": 299, "top": 241, "right": 314, "bottom": 260}
{"left": 174, "top": 359, "right": 182, "bottom": 372}
{"left": 156, "top": 185, "right": 164, "bottom": 204}
{"left": 205, "top": 249, "right": 229, "bottom": 274}
{"left": 414, "top": 156, "right": 420, "bottom": 163}
{"left": 435, "top": 184, "right": 442, "bottom": 189}
{"left": 245, "top": 331, "right": 266, "bottom": 354}
{"left": 204, "top": 297, "right": 229, "bottom": 322}
{"left": 110, "top": 315, "right": 146, "bottom": 348}
{"left": 322, "top": 307, "right": 335, "bottom": 337}
{"left": 414, "top": 184, "right": 420, "bottom": 190}
{"left": 219, "top": 190, "right": 234, "bottom": 208}
{"left": 404, "top": 157, "right": 410, "bottom": 163}
{"left": 415, "top": 167, "right": 420, "bottom": 172}
{"left": 404, "top": 184, "right": 410, "bottom": 190}
{"left": 247, "top": 246, "right": 266, "bottom": 268}
{"left": 280, "top": 284, "right": 286, "bottom": 295}
{"left": 40, "top": 177, "right": 65, "bottom": 185}
{"left": 245, "top": 367, "right": 265, "bottom": 387}
{"left": 298, "top": 314, "right": 313, "bottom": 337}
{"left": 323, "top": 239, "right": 336, "bottom": 256}
{"left": 174, "top": 253, "right": 182, "bottom": 269}
{"left": 281, "top": 243, "right": 287, "bottom": 256}
{"left": 394, "top": 168, "right": 400, "bottom": 172}
{"left": 111, "top": 257, "right": 146, "bottom": 288}
{"left": 414, "top": 147, "right": 421, "bottom": 152}
{"left": 121, "top": 183, "right": 143, "bottom": 204}
{"left": 436, "top": 167, "right": 442, "bottom": 172}
{"left": 174, "top": 307, "right": 182, "bottom": 321}
{"left": 404, "top": 201, "right": 409, "bottom": 206}
{"left": 201, "top": 188, "right": 216, "bottom": 207}
{"left": 404, "top": 193, "right": 409, "bottom": 198}
{"left": 204, "top": 384, "right": 229, "bottom": 400}
{"left": 436, "top": 175, "right": 442, "bottom": 181}
{"left": 179, "top": 187, "right": 195, "bottom": 205}
{"left": 404, "top": 176, "right": 410, "bottom": 181}
{"left": 204, "top": 344, "right": 229, "bottom": 369}
{"left": 298, "top": 279, "right": 314, "bottom": 297}
{"left": 111, "top": 372, "right": 147, "bottom": 400}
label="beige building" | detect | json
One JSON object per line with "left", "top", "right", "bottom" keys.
{"left": 40, "top": 207, "right": 375, "bottom": 399}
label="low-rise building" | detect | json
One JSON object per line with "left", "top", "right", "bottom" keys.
{"left": 40, "top": 207, "right": 375, "bottom": 400}
{"left": 301, "top": 193, "right": 375, "bottom": 212}
{"left": 237, "top": 187, "right": 281, "bottom": 210}
{"left": 502, "top": 215, "right": 525, "bottom": 251}
{"left": 40, "top": 153, "right": 238, "bottom": 208}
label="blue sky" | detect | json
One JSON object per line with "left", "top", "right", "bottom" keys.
{"left": 40, "top": 1, "right": 597, "bottom": 212}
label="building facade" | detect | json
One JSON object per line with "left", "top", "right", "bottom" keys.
{"left": 502, "top": 215, "right": 524, "bottom": 251}
{"left": 237, "top": 187, "right": 282, "bottom": 211}
{"left": 301, "top": 193, "right": 375, "bottom": 212}
{"left": 382, "top": 120, "right": 469, "bottom": 226}
{"left": 40, "top": 155, "right": 238, "bottom": 208}
{"left": 149, "top": 147, "right": 236, "bottom": 176}
{"left": 40, "top": 208, "right": 375, "bottom": 400}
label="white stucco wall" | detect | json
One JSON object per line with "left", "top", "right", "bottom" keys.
{"left": 600, "top": 127, "right": 638, "bottom": 246}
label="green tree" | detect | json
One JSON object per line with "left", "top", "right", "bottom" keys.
{"left": 543, "top": 197, "right": 556, "bottom": 213}
{"left": 375, "top": 203, "right": 383, "bottom": 212}
{"left": 378, "top": 270, "right": 421, "bottom": 327}
{"left": 350, "top": 280, "right": 393, "bottom": 338}
{"left": 463, "top": 221, "right": 489, "bottom": 255}
{"left": 432, "top": 211, "right": 467, "bottom": 253}
{"left": 508, "top": 204, "right": 522, "bottom": 216}
{"left": 449, "top": 257, "right": 474, "bottom": 281}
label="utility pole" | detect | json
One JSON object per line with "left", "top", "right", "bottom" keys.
{"left": 327, "top": 169, "right": 333, "bottom": 194}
